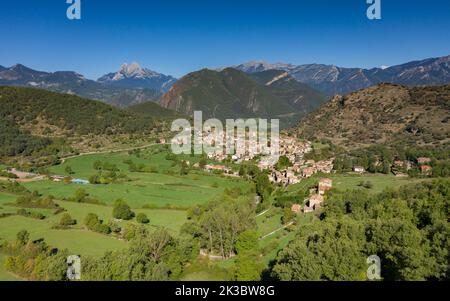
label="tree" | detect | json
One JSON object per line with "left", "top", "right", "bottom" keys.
{"left": 60, "top": 213, "right": 77, "bottom": 226}
{"left": 276, "top": 155, "right": 292, "bottom": 170}
{"left": 180, "top": 161, "right": 189, "bottom": 176}
{"left": 84, "top": 213, "right": 100, "bottom": 229}
{"left": 238, "top": 165, "right": 246, "bottom": 177}
{"left": 235, "top": 230, "right": 259, "bottom": 254}
{"left": 199, "top": 158, "right": 207, "bottom": 169}
{"left": 16, "top": 230, "right": 30, "bottom": 245}
{"left": 281, "top": 208, "right": 296, "bottom": 224}
{"left": 272, "top": 220, "right": 367, "bottom": 281}
{"left": 234, "top": 252, "right": 263, "bottom": 281}
{"left": 112, "top": 199, "right": 135, "bottom": 220}
{"left": 65, "top": 166, "right": 75, "bottom": 175}
{"left": 73, "top": 188, "right": 89, "bottom": 203}
{"left": 136, "top": 213, "right": 150, "bottom": 224}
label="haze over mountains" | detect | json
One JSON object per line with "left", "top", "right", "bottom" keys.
{"left": 234, "top": 55, "right": 450, "bottom": 96}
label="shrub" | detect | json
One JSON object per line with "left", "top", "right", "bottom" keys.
{"left": 17, "top": 209, "right": 45, "bottom": 220}
{"left": 59, "top": 213, "right": 77, "bottom": 226}
{"left": 112, "top": 199, "right": 135, "bottom": 220}
{"left": 84, "top": 213, "right": 111, "bottom": 235}
{"left": 136, "top": 213, "right": 150, "bottom": 224}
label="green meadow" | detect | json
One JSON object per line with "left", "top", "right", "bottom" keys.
{"left": 286, "top": 173, "right": 428, "bottom": 195}
{"left": 0, "top": 190, "right": 188, "bottom": 257}
{"left": 23, "top": 150, "right": 251, "bottom": 209}
{"left": 327, "top": 173, "right": 428, "bottom": 193}
{"left": 0, "top": 147, "right": 252, "bottom": 280}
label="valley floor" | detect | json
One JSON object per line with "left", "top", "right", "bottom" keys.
{"left": 0, "top": 145, "right": 436, "bottom": 281}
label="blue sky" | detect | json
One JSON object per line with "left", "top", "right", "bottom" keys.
{"left": 0, "top": 0, "right": 449, "bottom": 79}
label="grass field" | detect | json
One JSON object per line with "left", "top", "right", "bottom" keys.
{"left": 23, "top": 150, "right": 252, "bottom": 209}
{"left": 285, "top": 173, "right": 428, "bottom": 195}
{"left": 0, "top": 191, "right": 188, "bottom": 258}
{"left": 0, "top": 147, "right": 251, "bottom": 281}
{"left": 327, "top": 173, "right": 428, "bottom": 193}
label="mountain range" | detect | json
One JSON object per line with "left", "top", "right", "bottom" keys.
{"left": 1, "top": 55, "right": 449, "bottom": 112}
{"left": 0, "top": 63, "right": 176, "bottom": 107}
{"left": 234, "top": 55, "right": 450, "bottom": 96}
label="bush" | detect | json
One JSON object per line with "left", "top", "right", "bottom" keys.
{"left": 59, "top": 213, "right": 77, "bottom": 226}
{"left": 84, "top": 213, "right": 99, "bottom": 229}
{"left": 112, "top": 199, "right": 135, "bottom": 220}
{"left": 16, "top": 209, "right": 45, "bottom": 220}
{"left": 94, "top": 223, "right": 112, "bottom": 235}
{"left": 83, "top": 213, "right": 112, "bottom": 235}
{"left": 136, "top": 213, "right": 150, "bottom": 224}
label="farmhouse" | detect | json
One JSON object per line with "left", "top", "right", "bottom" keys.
{"left": 318, "top": 178, "right": 333, "bottom": 195}
{"left": 301, "top": 167, "right": 315, "bottom": 178}
{"left": 420, "top": 165, "right": 432, "bottom": 175}
{"left": 394, "top": 160, "right": 405, "bottom": 167}
{"left": 315, "top": 159, "right": 334, "bottom": 174}
{"left": 303, "top": 194, "right": 324, "bottom": 213}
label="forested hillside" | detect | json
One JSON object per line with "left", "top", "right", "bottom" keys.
{"left": 271, "top": 179, "right": 450, "bottom": 281}
{"left": 0, "top": 87, "right": 154, "bottom": 157}
{"left": 127, "top": 101, "right": 181, "bottom": 118}
{"left": 160, "top": 68, "right": 325, "bottom": 127}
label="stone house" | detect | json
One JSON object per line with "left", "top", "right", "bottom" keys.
{"left": 318, "top": 178, "right": 333, "bottom": 195}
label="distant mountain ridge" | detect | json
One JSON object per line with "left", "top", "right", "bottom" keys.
{"left": 97, "top": 62, "right": 177, "bottom": 93}
{"left": 234, "top": 55, "right": 450, "bottom": 96}
{"left": 0, "top": 63, "right": 175, "bottom": 107}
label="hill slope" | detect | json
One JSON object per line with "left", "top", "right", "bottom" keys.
{"left": 127, "top": 101, "right": 181, "bottom": 118}
{"left": 249, "top": 70, "right": 326, "bottom": 114}
{"left": 293, "top": 83, "right": 450, "bottom": 148}
{"left": 160, "top": 68, "right": 325, "bottom": 127}
{"left": 0, "top": 86, "right": 154, "bottom": 157}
